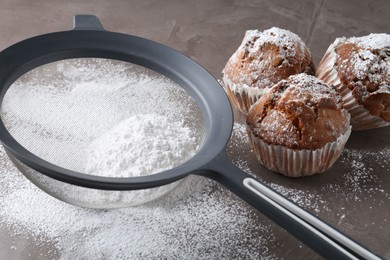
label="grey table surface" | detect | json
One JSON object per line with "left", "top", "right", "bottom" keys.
{"left": 0, "top": 0, "right": 389, "bottom": 259}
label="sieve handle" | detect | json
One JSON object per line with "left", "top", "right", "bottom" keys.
{"left": 200, "top": 152, "right": 379, "bottom": 260}
{"left": 73, "top": 15, "right": 105, "bottom": 31}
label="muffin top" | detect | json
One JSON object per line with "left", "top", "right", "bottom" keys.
{"left": 223, "top": 27, "right": 315, "bottom": 90}
{"left": 247, "top": 74, "right": 350, "bottom": 150}
{"left": 335, "top": 33, "right": 390, "bottom": 121}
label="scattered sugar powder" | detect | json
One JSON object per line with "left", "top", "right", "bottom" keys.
{"left": 0, "top": 145, "right": 277, "bottom": 259}
{"left": 224, "top": 121, "right": 388, "bottom": 255}
{"left": 228, "top": 122, "right": 329, "bottom": 214}
{"left": 325, "top": 147, "right": 390, "bottom": 202}
{"left": 228, "top": 122, "right": 389, "bottom": 214}
{"left": 268, "top": 184, "right": 330, "bottom": 214}
{"left": 228, "top": 121, "right": 250, "bottom": 151}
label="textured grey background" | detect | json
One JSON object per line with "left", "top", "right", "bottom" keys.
{"left": 0, "top": 0, "right": 389, "bottom": 259}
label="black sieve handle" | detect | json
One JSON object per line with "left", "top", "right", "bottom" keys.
{"left": 73, "top": 15, "right": 105, "bottom": 31}
{"left": 199, "top": 152, "right": 379, "bottom": 260}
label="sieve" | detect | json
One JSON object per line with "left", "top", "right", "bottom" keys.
{"left": 0, "top": 15, "right": 377, "bottom": 259}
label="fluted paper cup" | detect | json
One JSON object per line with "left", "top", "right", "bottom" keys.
{"left": 222, "top": 75, "right": 266, "bottom": 115}
{"left": 247, "top": 125, "right": 352, "bottom": 177}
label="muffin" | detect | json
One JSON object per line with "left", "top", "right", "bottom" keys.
{"left": 316, "top": 33, "right": 390, "bottom": 130}
{"left": 246, "top": 73, "right": 351, "bottom": 177}
{"left": 222, "top": 27, "right": 315, "bottom": 115}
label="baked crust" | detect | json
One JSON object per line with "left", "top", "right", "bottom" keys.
{"left": 222, "top": 27, "right": 315, "bottom": 114}
{"left": 335, "top": 34, "right": 390, "bottom": 121}
{"left": 247, "top": 74, "right": 350, "bottom": 150}
{"left": 223, "top": 28, "right": 315, "bottom": 88}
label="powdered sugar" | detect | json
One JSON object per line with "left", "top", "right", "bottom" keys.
{"left": 0, "top": 61, "right": 281, "bottom": 259}
{"left": 248, "top": 73, "right": 349, "bottom": 150}
{"left": 348, "top": 33, "right": 390, "bottom": 51}
{"left": 335, "top": 34, "right": 389, "bottom": 96}
{"left": 81, "top": 113, "right": 200, "bottom": 206}
{"left": 223, "top": 27, "right": 313, "bottom": 90}
{"left": 85, "top": 114, "right": 198, "bottom": 178}
{"left": 229, "top": 122, "right": 330, "bottom": 213}
{"left": 255, "top": 109, "right": 296, "bottom": 145}
{"left": 0, "top": 145, "right": 278, "bottom": 259}
{"left": 334, "top": 147, "right": 389, "bottom": 201}
{"left": 222, "top": 27, "right": 315, "bottom": 115}
{"left": 229, "top": 121, "right": 389, "bottom": 214}
{"left": 281, "top": 73, "right": 343, "bottom": 108}
{"left": 317, "top": 38, "right": 390, "bottom": 130}
{"left": 1, "top": 58, "right": 203, "bottom": 173}
{"left": 350, "top": 47, "right": 389, "bottom": 87}
{"left": 242, "top": 27, "right": 306, "bottom": 60}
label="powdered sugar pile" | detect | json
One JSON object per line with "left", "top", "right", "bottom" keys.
{"left": 85, "top": 114, "right": 197, "bottom": 178}
{"left": 81, "top": 113, "right": 200, "bottom": 207}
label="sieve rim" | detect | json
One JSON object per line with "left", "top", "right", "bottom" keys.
{"left": 0, "top": 28, "right": 233, "bottom": 190}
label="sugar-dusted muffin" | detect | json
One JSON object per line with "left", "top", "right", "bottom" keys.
{"left": 222, "top": 27, "right": 315, "bottom": 115}
{"left": 317, "top": 33, "right": 390, "bottom": 130}
{"left": 246, "top": 73, "right": 351, "bottom": 177}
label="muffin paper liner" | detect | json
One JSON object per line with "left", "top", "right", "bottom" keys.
{"left": 247, "top": 126, "right": 352, "bottom": 177}
{"left": 222, "top": 75, "right": 266, "bottom": 115}
{"left": 316, "top": 39, "right": 390, "bottom": 131}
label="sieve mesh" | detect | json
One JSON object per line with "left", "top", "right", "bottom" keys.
{"left": 1, "top": 58, "right": 206, "bottom": 175}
